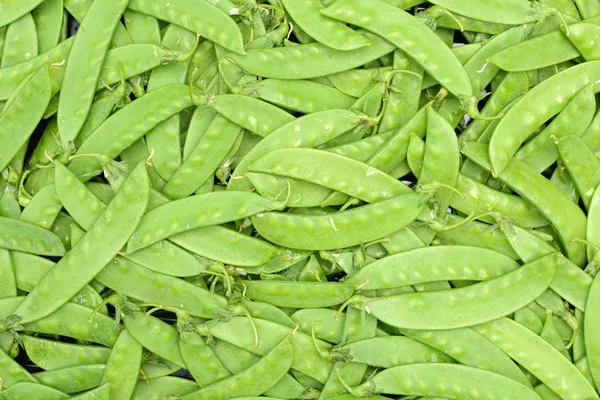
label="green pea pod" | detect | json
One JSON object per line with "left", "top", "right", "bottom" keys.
{"left": 429, "top": 0, "right": 547, "bottom": 24}
{"left": 0, "top": 65, "right": 52, "bottom": 172}
{"left": 128, "top": 0, "right": 244, "bottom": 54}
{"left": 0, "top": 343, "right": 37, "bottom": 387}
{"left": 361, "top": 252, "right": 558, "bottom": 330}
{"left": 71, "top": 382, "right": 111, "bottom": 400}
{"left": 101, "top": 329, "right": 143, "bottom": 399}
{"left": 57, "top": 0, "right": 130, "bottom": 146}
{"left": 32, "top": 0, "right": 65, "bottom": 54}
{"left": 132, "top": 377, "right": 198, "bottom": 400}
{"left": 243, "top": 281, "right": 355, "bottom": 308}
{"left": 33, "top": 364, "right": 106, "bottom": 394}
{"left": 0, "top": 0, "right": 44, "bottom": 27}
{"left": 253, "top": 193, "right": 426, "bottom": 251}
{"left": 0, "top": 382, "right": 69, "bottom": 399}
{"left": 0, "top": 217, "right": 65, "bottom": 256}
{"left": 2, "top": 13, "right": 38, "bottom": 68}
{"left": 12, "top": 162, "right": 149, "bottom": 324}
{"left": 181, "top": 336, "right": 293, "bottom": 400}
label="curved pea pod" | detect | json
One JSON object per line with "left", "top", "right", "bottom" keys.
{"left": 252, "top": 193, "right": 425, "bottom": 251}
{"left": 249, "top": 148, "right": 412, "bottom": 204}
{"left": 567, "top": 22, "right": 600, "bottom": 61}
{"left": 332, "top": 336, "right": 453, "bottom": 368}
{"left": 181, "top": 336, "right": 293, "bottom": 400}
{"left": 170, "top": 226, "right": 279, "bottom": 267}
{"left": 129, "top": 0, "right": 243, "bottom": 54}
{"left": 0, "top": 0, "right": 44, "bottom": 27}
{"left": 228, "top": 30, "right": 394, "bottom": 80}
{"left": 33, "top": 364, "right": 105, "bottom": 393}
{"left": 204, "top": 317, "right": 333, "bottom": 384}
{"left": 291, "top": 308, "right": 346, "bottom": 344}
{"left": 463, "top": 142, "right": 587, "bottom": 267}
{"left": 401, "top": 327, "right": 531, "bottom": 386}
{"left": 244, "top": 301, "right": 296, "bottom": 329}
{"left": 228, "top": 109, "right": 361, "bottom": 193}
{"left": 68, "top": 84, "right": 194, "bottom": 180}
{"left": 322, "top": 0, "right": 472, "bottom": 100}
{"left": 476, "top": 317, "right": 599, "bottom": 400}
{"left": 359, "top": 252, "right": 558, "bottom": 330}
{"left": 101, "top": 329, "right": 143, "bottom": 399}
{"left": 18, "top": 184, "right": 62, "bottom": 229}
{"left": 246, "top": 172, "right": 335, "bottom": 208}
{"left": 348, "top": 363, "right": 539, "bottom": 399}
{"left": 451, "top": 173, "right": 549, "bottom": 228}
{"left": 132, "top": 377, "right": 199, "bottom": 400}
{"left": 57, "top": 0, "right": 130, "bottom": 146}
{"left": 0, "top": 382, "right": 69, "bottom": 399}
{"left": 488, "top": 60, "right": 600, "bottom": 176}
{"left": 21, "top": 334, "right": 111, "bottom": 370}
{"left": 346, "top": 246, "right": 519, "bottom": 290}
{"left": 96, "top": 257, "right": 227, "bottom": 318}
{"left": 12, "top": 162, "right": 149, "bottom": 324}
{"left": 242, "top": 281, "right": 355, "bottom": 308}
{"left": 208, "top": 95, "right": 295, "bottom": 138}
{"left": 280, "top": 0, "right": 368, "bottom": 50}
{"left": 179, "top": 328, "right": 231, "bottom": 386}
{"left": 127, "top": 191, "right": 273, "bottom": 253}
{"left": 429, "top": 0, "right": 547, "bottom": 24}
{"left": 0, "top": 64, "right": 52, "bottom": 173}
{"left": 0, "top": 217, "right": 65, "bottom": 256}
{"left": 586, "top": 260, "right": 600, "bottom": 390}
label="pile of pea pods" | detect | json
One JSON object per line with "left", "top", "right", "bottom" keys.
{"left": 5, "top": 0, "right": 600, "bottom": 399}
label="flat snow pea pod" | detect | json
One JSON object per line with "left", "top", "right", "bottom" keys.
{"left": 348, "top": 363, "right": 539, "bottom": 399}
{"left": 123, "top": 10, "right": 161, "bottom": 45}
{"left": 71, "top": 382, "right": 111, "bottom": 400}
{"left": 18, "top": 184, "right": 62, "bottom": 229}
{"left": 203, "top": 317, "right": 333, "bottom": 384}
{"left": 463, "top": 142, "right": 588, "bottom": 267}
{"left": 515, "top": 307, "right": 544, "bottom": 334}
{"left": 327, "top": 67, "right": 383, "bottom": 98}
{"left": 280, "top": 0, "right": 369, "bottom": 50}
{"left": 211, "top": 340, "right": 306, "bottom": 399}
{"left": 575, "top": 0, "right": 600, "bottom": 18}
{"left": 515, "top": 84, "right": 596, "bottom": 174}
{"left": 128, "top": 0, "right": 244, "bottom": 54}
{"left": 429, "top": 0, "right": 548, "bottom": 24}
{"left": 132, "top": 377, "right": 198, "bottom": 400}
{"left": 0, "top": 217, "right": 65, "bottom": 256}
{"left": 252, "top": 193, "right": 425, "bottom": 251}
{"left": 68, "top": 84, "right": 194, "bottom": 180}
{"left": 127, "top": 191, "right": 273, "bottom": 253}
{"left": 228, "top": 30, "right": 394, "bottom": 80}
{"left": 57, "top": 0, "right": 130, "bottom": 146}
{"left": 208, "top": 95, "right": 295, "bottom": 137}
{"left": 169, "top": 226, "right": 279, "bottom": 267}
{"left": 567, "top": 22, "right": 600, "bottom": 60}
{"left": 242, "top": 281, "right": 355, "bottom": 308}
{"left": 11, "top": 162, "right": 149, "bottom": 324}
{"left": 0, "top": 65, "right": 51, "bottom": 172}
{"left": 0, "top": 345, "right": 37, "bottom": 387}
{"left": 419, "top": 107, "right": 459, "bottom": 215}
{"left": 163, "top": 115, "right": 242, "bottom": 199}
{"left": 101, "top": 329, "right": 142, "bottom": 398}
{"left": 588, "top": 184, "right": 600, "bottom": 265}
{"left": 332, "top": 336, "right": 453, "bottom": 368}
{"left": 235, "top": 79, "right": 356, "bottom": 114}
{"left": 0, "top": 382, "right": 69, "bottom": 399}
{"left": 181, "top": 336, "right": 293, "bottom": 400}
{"left": 20, "top": 302, "right": 120, "bottom": 347}
{"left": 249, "top": 148, "right": 412, "bottom": 203}
{"left": 33, "top": 364, "right": 105, "bottom": 393}
{"left": 452, "top": 173, "right": 549, "bottom": 228}
{"left": 1, "top": 14, "right": 38, "bottom": 68}
{"left": 96, "top": 257, "right": 227, "bottom": 318}
{"left": 540, "top": 309, "right": 571, "bottom": 361}
{"left": 358, "top": 253, "right": 558, "bottom": 330}
{"left": 321, "top": 0, "right": 472, "bottom": 100}
{"left": 0, "top": 189, "right": 20, "bottom": 219}
{"left": 244, "top": 246, "right": 313, "bottom": 275}
{"left": 475, "top": 317, "right": 599, "bottom": 400}
{"left": 401, "top": 327, "right": 531, "bottom": 386}
{"left": 345, "top": 246, "right": 519, "bottom": 290}
{"left": 557, "top": 134, "right": 600, "bottom": 211}
{"left": 488, "top": 60, "right": 600, "bottom": 176}
{"left": 21, "top": 335, "right": 111, "bottom": 370}
{"left": 0, "top": 37, "right": 72, "bottom": 101}
{"left": 228, "top": 109, "right": 362, "bottom": 192}
{"left": 0, "top": 0, "right": 44, "bottom": 27}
